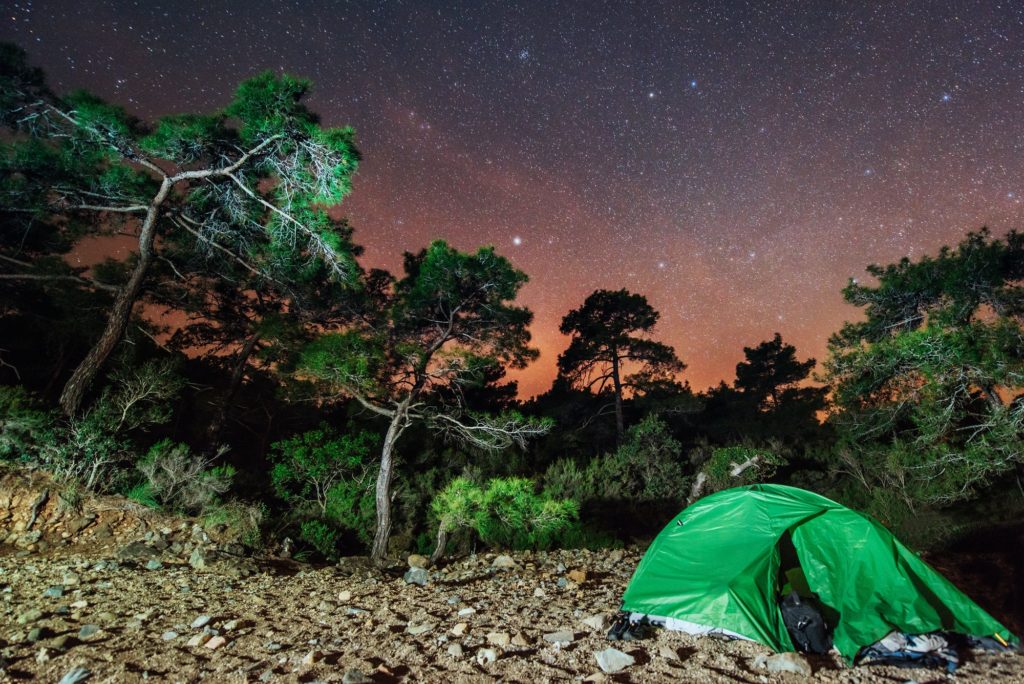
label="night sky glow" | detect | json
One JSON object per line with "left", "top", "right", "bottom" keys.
{"left": 4, "top": 1, "right": 1024, "bottom": 397}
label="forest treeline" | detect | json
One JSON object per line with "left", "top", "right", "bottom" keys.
{"left": 2, "top": 46, "right": 1022, "bottom": 563}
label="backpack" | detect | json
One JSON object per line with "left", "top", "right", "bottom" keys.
{"left": 779, "top": 591, "right": 831, "bottom": 654}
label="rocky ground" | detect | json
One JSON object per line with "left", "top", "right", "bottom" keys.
{"left": 2, "top": 470, "right": 1022, "bottom": 683}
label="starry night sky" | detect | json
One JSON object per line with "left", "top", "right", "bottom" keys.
{"left": 4, "top": 1, "right": 1024, "bottom": 397}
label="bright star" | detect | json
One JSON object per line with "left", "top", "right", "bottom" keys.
{"left": 690, "top": 80, "right": 698, "bottom": 88}
{"left": 512, "top": 236, "right": 523, "bottom": 246}
{"left": 941, "top": 93, "right": 951, "bottom": 102}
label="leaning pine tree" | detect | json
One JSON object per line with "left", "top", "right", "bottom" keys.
{"left": 300, "top": 241, "right": 552, "bottom": 563}
{"left": 0, "top": 45, "right": 360, "bottom": 415}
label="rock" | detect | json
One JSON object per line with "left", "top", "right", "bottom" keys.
{"left": 583, "top": 674, "right": 607, "bottom": 684}
{"left": 222, "top": 619, "right": 239, "bottom": 630}
{"left": 28, "top": 627, "right": 47, "bottom": 642}
{"left": 301, "top": 650, "right": 321, "bottom": 665}
{"left": 189, "top": 547, "right": 209, "bottom": 570}
{"left": 491, "top": 555, "right": 517, "bottom": 571}
{"left": 511, "top": 633, "right": 529, "bottom": 647}
{"left": 567, "top": 569, "right": 587, "bottom": 584}
{"left": 57, "top": 667, "right": 92, "bottom": 684}
{"left": 451, "top": 622, "right": 468, "bottom": 636}
{"left": 486, "top": 631, "right": 510, "bottom": 648}
{"left": 658, "top": 644, "right": 680, "bottom": 661}
{"left": 17, "top": 608, "right": 43, "bottom": 624}
{"left": 608, "top": 548, "right": 625, "bottom": 563}
{"left": 761, "top": 652, "right": 812, "bottom": 676}
{"left": 78, "top": 624, "right": 100, "bottom": 639}
{"left": 116, "top": 541, "right": 157, "bottom": 560}
{"left": 342, "top": 670, "right": 371, "bottom": 684}
{"left": 403, "top": 567, "right": 429, "bottom": 586}
{"left": 457, "top": 607, "right": 476, "bottom": 616}
{"left": 406, "top": 621, "right": 435, "bottom": 636}
{"left": 582, "top": 614, "right": 607, "bottom": 631}
{"left": 544, "top": 630, "right": 574, "bottom": 646}
{"left": 186, "top": 634, "right": 209, "bottom": 648}
{"left": 595, "top": 647, "right": 635, "bottom": 674}
{"left": 71, "top": 600, "right": 88, "bottom": 609}
{"left": 447, "top": 643, "right": 464, "bottom": 658}
{"left": 191, "top": 614, "right": 211, "bottom": 629}
{"left": 50, "top": 635, "right": 75, "bottom": 651}
{"left": 533, "top": 587, "right": 546, "bottom": 598}
{"left": 476, "top": 647, "right": 498, "bottom": 666}
{"left": 161, "top": 631, "right": 178, "bottom": 641}
{"left": 205, "top": 635, "right": 227, "bottom": 650}
{"left": 407, "top": 554, "right": 429, "bottom": 569}
{"left": 338, "top": 590, "right": 352, "bottom": 602}
{"left": 144, "top": 559, "right": 163, "bottom": 571}
{"left": 35, "top": 647, "right": 51, "bottom": 664}
{"left": 43, "top": 585, "right": 64, "bottom": 598}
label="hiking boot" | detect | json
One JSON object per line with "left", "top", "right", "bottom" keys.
{"left": 606, "top": 612, "right": 631, "bottom": 641}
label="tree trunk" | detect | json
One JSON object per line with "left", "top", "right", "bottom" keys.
{"left": 370, "top": 410, "right": 405, "bottom": 564}
{"left": 59, "top": 179, "right": 172, "bottom": 416}
{"left": 611, "top": 350, "right": 624, "bottom": 439}
{"left": 208, "top": 330, "right": 261, "bottom": 443}
{"left": 430, "top": 527, "right": 448, "bottom": 564}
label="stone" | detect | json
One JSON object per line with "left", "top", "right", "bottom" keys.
{"left": 451, "top": 622, "right": 468, "bottom": 636}
{"left": 544, "top": 630, "right": 575, "bottom": 646}
{"left": 486, "top": 631, "right": 510, "bottom": 648}
{"left": 658, "top": 645, "right": 680, "bottom": 661}
{"left": 607, "top": 548, "right": 625, "bottom": 563}
{"left": 567, "top": 569, "right": 587, "bottom": 584}
{"left": 28, "top": 627, "right": 47, "bottom": 642}
{"left": 78, "top": 624, "right": 100, "bottom": 639}
{"left": 57, "top": 667, "right": 92, "bottom": 684}
{"left": 447, "top": 643, "right": 464, "bottom": 658}
{"left": 301, "top": 650, "right": 321, "bottom": 665}
{"left": 403, "top": 567, "right": 429, "bottom": 586}
{"left": 406, "top": 621, "right": 435, "bottom": 636}
{"left": 583, "top": 673, "right": 608, "bottom": 683}
{"left": 191, "top": 615, "right": 211, "bottom": 629}
{"left": 205, "top": 635, "right": 227, "bottom": 650}
{"left": 222, "top": 619, "right": 239, "bottom": 631}
{"left": 186, "top": 634, "right": 209, "bottom": 648}
{"left": 71, "top": 600, "right": 88, "bottom": 609}
{"left": 476, "top": 648, "right": 498, "bottom": 666}
{"left": 595, "top": 647, "right": 635, "bottom": 674}
{"left": 35, "top": 647, "right": 51, "bottom": 664}
{"left": 457, "top": 607, "right": 476, "bottom": 616}
{"left": 761, "top": 652, "right": 812, "bottom": 677}
{"left": 533, "top": 587, "right": 546, "bottom": 598}
{"left": 338, "top": 590, "right": 352, "bottom": 602}
{"left": 17, "top": 608, "right": 43, "bottom": 624}
{"left": 582, "top": 614, "right": 607, "bottom": 631}
{"left": 511, "top": 633, "right": 529, "bottom": 647}
{"left": 342, "top": 670, "right": 371, "bottom": 684}
{"left": 161, "top": 631, "right": 179, "bottom": 641}
{"left": 144, "top": 559, "right": 163, "bottom": 571}
{"left": 407, "top": 554, "right": 429, "bottom": 569}
{"left": 491, "top": 555, "right": 517, "bottom": 571}
{"left": 43, "top": 585, "right": 65, "bottom": 598}
{"left": 50, "top": 635, "right": 75, "bottom": 651}
{"left": 116, "top": 541, "right": 157, "bottom": 560}
{"left": 189, "top": 547, "right": 209, "bottom": 570}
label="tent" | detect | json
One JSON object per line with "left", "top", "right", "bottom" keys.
{"left": 621, "top": 484, "right": 1017, "bottom": 661}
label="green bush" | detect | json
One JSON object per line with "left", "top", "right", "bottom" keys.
{"left": 0, "top": 386, "right": 56, "bottom": 461}
{"left": 432, "top": 476, "right": 579, "bottom": 553}
{"left": 203, "top": 500, "right": 266, "bottom": 549}
{"left": 702, "top": 444, "right": 785, "bottom": 493}
{"left": 136, "top": 440, "right": 235, "bottom": 514}
{"left": 269, "top": 424, "right": 377, "bottom": 557}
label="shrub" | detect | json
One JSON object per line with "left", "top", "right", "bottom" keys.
{"left": 136, "top": 440, "right": 234, "bottom": 514}
{"left": 203, "top": 500, "right": 266, "bottom": 549}
{"left": 702, "top": 444, "right": 785, "bottom": 493}
{"left": 0, "top": 386, "right": 56, "bottom": 461}
{"left": 432, "top": 477, "right": 579, "bottom": 557}
{"left": 300, "top": 519, "right": 340, "bottom": 560}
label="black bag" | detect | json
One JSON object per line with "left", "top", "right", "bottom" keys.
{"left": 780, "top": 591, "right": 831, "bottom": 654}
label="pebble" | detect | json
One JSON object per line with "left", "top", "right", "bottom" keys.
{"left": 186, "top": 634, "right": 209, "bottom": 648}
{"left": 57, "top": 667, "right": 92, "bottom": 684}
{"left": 145, "top": 559, "right": 163, "bottom": 571}
{"left": 476, "top": 647, "right": 498, "bottom": 665}
{"left": 403, "top": 567, "right": 429, "bottom": 586}
{"left": 205, "top": 635, "right": 227, "bottom": 650}
{"left": 658, "top": 644, "right": 679, "bottom": 661}
{"left": 302, "top": 649, "right": 321, "bottom": 665}
{"left": 406, "top": 621, "right": 435, "bottom": 636}
{"left": 17, "top": 608, "right": 43, "bottom": 624}
{"left": 407, "top": 554, "right": 429, "bottom": 568}
{"left": 342, "top": 669, "right": 371, "bottom": 684}
{"left": 491, "top": 555, "right": 517, "bottom": 571}
{"left": 595, "top": 647, "right": 635, "bottom": 674}
{"left": 487, "top": 631, "right": 510, "bottom": 647}
{"left": 544, "top": 630, "right": 575, "bottom": 646}
{"left": 451, "top": 622, "right": 468, "bottom": 636}
{"left": 43, "top": 585, "right": 64, "bottom": 598}
{"left": 338, "top": 590, "right": 352, "bottom": 602}
{"left": 191, "top": 615, "right": 211, "bottom": 629}
{"left": 447, "top": 643, "right": 464, "bottom": 657}
{"left": 582, "top": 614, "right": 607, "bottom": 631}
{"left": 457, "top": 607, "right": 476, "bottom": 616}
{"left": 78, "top": 624, "right": 101, "bottom": 639}
{"left": 756, "top": 652, "right": 812, "bottom": 676}
{"left": 161, "top": 631, "right": 178, "bottom": 641}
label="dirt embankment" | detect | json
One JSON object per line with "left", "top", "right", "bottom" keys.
{"left": 1, "top": 470, "right": 1022, "bottom": 683}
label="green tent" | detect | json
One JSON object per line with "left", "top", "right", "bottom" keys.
{"left": 621, "top": 484, "right": 1016, "bottom": 661}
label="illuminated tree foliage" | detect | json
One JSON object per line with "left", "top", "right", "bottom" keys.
{"left": 825, "top": 229, "right": 1024, "bottom": 511}
{"left": 300, "top": 240, "right": 552, "bottom": 562}
{"left": 0, "top": 45, "right": 360, "bottom": 415}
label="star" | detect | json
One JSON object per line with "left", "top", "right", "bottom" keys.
{"left": 512, "top": 236, "right": 523, "bottom": 246}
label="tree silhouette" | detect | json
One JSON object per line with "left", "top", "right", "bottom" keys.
{"left": 557, "top": 288, "right": 684, "bottom": 438}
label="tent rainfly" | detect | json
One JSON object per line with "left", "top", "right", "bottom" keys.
{"left": 621, "top": 484, "right": 1017, "bottom": 661}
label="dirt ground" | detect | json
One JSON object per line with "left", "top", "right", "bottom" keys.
{"left": 1, "top": 470, "right": 1022, "bottom": 683}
